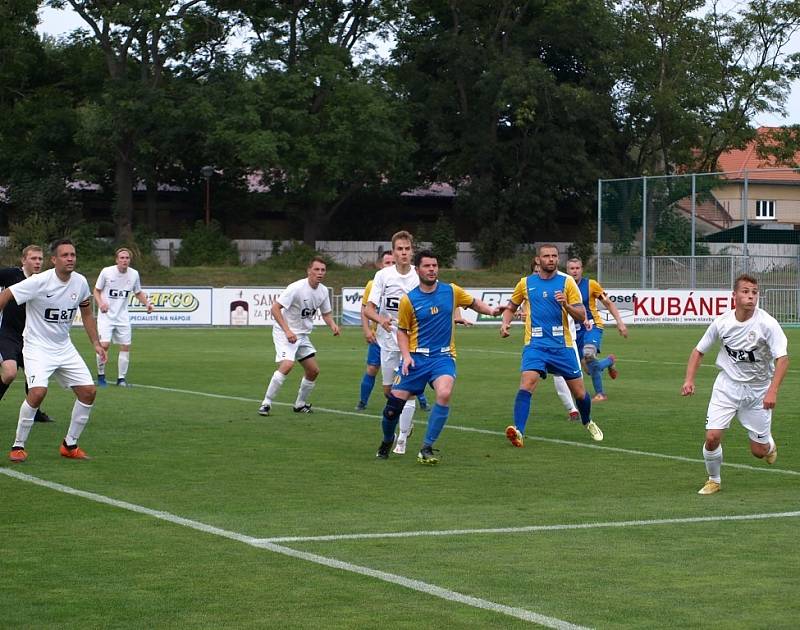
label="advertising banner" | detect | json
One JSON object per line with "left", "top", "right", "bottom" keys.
{"left": 212, "top": 287, "right": 330, "bottom": 326}
{"left": 128, "top": 287, "right": 213, "bottom": 326}
{"left": 600, "top": 289, "right": 734, "bottom": 325}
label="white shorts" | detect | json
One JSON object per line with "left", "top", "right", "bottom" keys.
{"left": 272, "top": 328, "right": 316, "bottom": 363}
{"left": 22, "top": 344, "right": 94, "bottom": 389}
{"left": 705, "top": 373, "right": 772, "bottom": 443}
{"left": 98, "top": 317, "right": 132, "bottom": 345}
{"left": 380, "top": 348, "right": 401, "bottom": 386}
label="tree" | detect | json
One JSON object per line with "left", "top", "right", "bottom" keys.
{"left": 394, "top": 0, "right": 621, "bottom": 264}
{"left": 238, "top": 0, "right": 415, "bottom": 245}
{"left": 46, "top": 0, "right": 234, "bottom": 241}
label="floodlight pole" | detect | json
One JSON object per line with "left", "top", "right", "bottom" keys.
{"left": 201, "top": 165, "right": 214, "bottom": 225}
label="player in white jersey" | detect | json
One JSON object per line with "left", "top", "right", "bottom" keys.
{"left": 0, "top": 239, "right": 106, "bottom": 462}
{"left": 93, "top": 248, "right": 153, "bottom": 387}
{"left": 682, "top": 274, "right": 789, "bottom": 495}
{"left": 364, "top": 231, "right": 422, "bottom": 453}
{"left": 258, "top": 256, "right": 340, "bottom": 415}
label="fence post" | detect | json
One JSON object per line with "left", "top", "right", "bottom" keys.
{"left": 597, "top": 179, "right": 603, "bottom": 283}
{"left": 690, "top": 174, "right": 696, "bottom": 289}
{"left": 641, "top": 176, "right": 647, "bottom": 288}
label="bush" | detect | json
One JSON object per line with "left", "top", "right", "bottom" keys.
{"left": 175, "top": 220, "right": 240, "bottom": 266}
{"left": 259, "top": 241, "right": 336, "bottom": 270}
{"left": 651, "top": 207, "right": 710, "bottom": 256}
{"left": 472, "top": 221, "right": 519, "bottom": 267}
{"left": 8, "top": 211, "right": 65, "bottom": 254}
{"left": 423, "top": 214, "right": 458, "bottom": 267}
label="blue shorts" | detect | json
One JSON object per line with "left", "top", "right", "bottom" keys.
{"left": 521, "top": 345, "right": 583, "bottom": 380}
{"left": 365, "top": 342, "right": 381, "bottom": 367}
{"left": 576, "top": 324, "right": 603, "bottom": 355}
{"left": 392, "top": 354, "right": 456, "bottom": 395}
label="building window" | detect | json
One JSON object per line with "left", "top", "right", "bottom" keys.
{"left": 755, "top": 199, "right": 776, "bottom": 220}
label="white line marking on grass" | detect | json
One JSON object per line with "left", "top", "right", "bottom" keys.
{"left": 0, "top": 468, "right": 588, "bottom": 630}
{"left": 263, "top": 510, "right": 800, "bottom": 543}
{"left": 135, "top": 384, "right": 800, "bottom": 477}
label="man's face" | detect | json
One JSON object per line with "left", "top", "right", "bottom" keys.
{"left": 392, "top": 239, "right": 412, "bottom": 266}
{"left": 734, "top": 281, "right": 759, "bottom": 311}
{"left": 307, "top": 262, "right": 327, "bottom": 285}
{"left": 537, "top": 248, "right": 559, "bottom": 273}
{"left": 417, "top": 256, "right": 439, "bottom": 286}
{"left": 116, "top": 250, "right": 131, "bottom": 270}
{"left": 380, "top": 253, "right": 394, "bottom": 268}
{"left": 566, "top": 260, "right": 583, "bottom": 281}
{"left": 52, "top": 244, "right": 77, "bottom": 274}
{"left": 21, "top": 250, "right": 43, "bottom": 275}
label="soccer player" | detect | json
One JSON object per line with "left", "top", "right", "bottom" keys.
{"left": 364, "top": 231, "right": 422, "bottom": 452}
{"left": 0, "top": 245, "right": 56, "bottom": 423}
{"left": 0, "top": 239, "right": 106, "bottom": 462}
{"left": 681, "top": 274, "right": 787, "bottom": 495}
{"left": 356, "top": 251, "right": 431, "bottom": 411}
{"left": 500, "top": 244, "right": 603, "bottom": 445}
{"left": 375, "top": 249, "right": 501, "bottom": 463}
{"left": 93, "top": 247, "right": 153, "bottom": 387}
{"left": 258, "top": 256, "right": 340, "bottom": 415}
{"left": 566, "top": 257, "right": 628, "bottom": 401}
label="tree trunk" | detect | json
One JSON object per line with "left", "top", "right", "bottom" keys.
{"left": 114, "top": 151, "right": 135, "bottom": 243}
{"left": 145, "top": 177, "right": 158, "bottom": 231}
{"left": 302, "top": 203, "right": 329, "bottom": 248}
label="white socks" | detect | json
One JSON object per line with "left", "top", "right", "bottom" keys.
{"left": 295, "top": 377, "right": 316, "bottom": 407}
{"left": 65, "top": 401, "right": 93, "bottom": 447}
{"left": 553, "top": 376, "right": 576, "bottom": 413}
{"left": 118, "top": 351, "right": 130, "bottom": 379}
{"left": 398, "top": 398, "right": 416, "bottom": 437}
{"left": 13, "top": 400, "right": 38, "bottom": 448}
{"left": 97, "top": 353, "right": 107, "bottom": 375}
{"left": 702, "top": 444, "right": 723, "bottom": 483}
{"left": 263, "top": 370, "right": 286, "bottom": 405}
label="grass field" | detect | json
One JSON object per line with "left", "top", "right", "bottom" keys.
{"left": 1, "top": 325, "right": 798, "bottom": 629}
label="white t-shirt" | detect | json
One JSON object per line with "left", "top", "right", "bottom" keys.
{"left": 696, "top": 307, "right": 788, "bottom": 384}
{"left": 10, "top": 268, "right": 91, "bottom": 351}
{"left": 95, "top": 265, "right": 142, "bottom": 324}
{"left": 367, "top": 265, "right": 419, "bottom": 351}
{"left": 277, "top": 278, "right": 331, "bottom": 335}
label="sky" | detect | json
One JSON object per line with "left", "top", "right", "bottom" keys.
{"left": 37, "top": 5, "right": 800, "bottom": 128}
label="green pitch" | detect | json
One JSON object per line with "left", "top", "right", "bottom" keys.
{"left": 1, "top": 326, "right": 798, "bottom": 629}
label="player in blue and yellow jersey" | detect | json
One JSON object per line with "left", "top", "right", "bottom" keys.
{"left": 375, "top": 250, "right": 501, "bottom": 464}
{"left": 500, "top": 244, "right": 604, "bottom": 445}
{"left": 566, "top": 257, "right": 628, "bottom": 401}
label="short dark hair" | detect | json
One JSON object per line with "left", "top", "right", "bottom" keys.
{"left": 414, "top": 249, "right": 437, "bottom": 267}
{"left": 50, "top": 238, "right": 74, "bottom": 254}
{"left": 307, "top": 255, "right": 327, "bottom": 268}
{"left": 734, "top": 274, "right": 759, "bottom": 291}
{"left": 379, "top": 250, "right": 393, "bottom": 262}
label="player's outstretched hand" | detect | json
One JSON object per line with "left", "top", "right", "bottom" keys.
{"left": 681, "top": 382, "right": 695, "bottom": 396}
{"left": 401, "top": 357, "right": 414, "bottom": 375}
{"left": 331, "top": 324, "right": 341, "bottom": 336}
{"left": 500, "top": 323, "right": 511, "bottom": 338}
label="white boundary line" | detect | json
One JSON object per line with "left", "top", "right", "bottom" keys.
{"left": 136, "top": 384, "right": 800, "bottom": 477}
{"left": 0, "top": 468, "right": 588, "bottom": 630}
{"left": 262, "top": 510, "right": 800, "bottom": 543}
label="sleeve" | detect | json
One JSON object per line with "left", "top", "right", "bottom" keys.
{"left": 9, "top": 273, "right": 43, "bottom": 306}
{"left": 509, "top": 277, "right": 527, "bottom": 306}
{"left": 277, "top": 282, "right": 296, "bottom": 309}
{"left": 766, "top": 320, "right": 788, "bottom": 359}
{"left": 79, "top": 277, "right": 91, "bottom": 305}
{"left": 367, "top": 271, "right": 383, "bottom": 307}
{"left": 94, "top": 268, "right": 107, "bottom": 290}
{"left": 0, "top": 268, "right": 18, "bottom": 288}
{"left": 396, "top": 295, "right": 413, "bottom": 331}
{"left": 589, "top": 279, "right": 605, "bottom": 300}
{"left": 319, "top": 287, "right": 332, "bottom": 314}
{"left": 452, "top": 284, "right": 474, "bottom": 309}
{"left": 564, "top": 276, "right": 582, "bottom": 305}
{"left": 695, "top": 320, "right": 719, "bottom": 354}
{"left": 361, "top": 280, "right": 373, "bottom": 307}
{"left": 132, "top": 270, "right": 142, "bottom": 293}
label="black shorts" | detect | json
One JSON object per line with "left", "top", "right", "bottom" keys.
{"left": 0, "top": 335, "right": 23, "bottom": 365}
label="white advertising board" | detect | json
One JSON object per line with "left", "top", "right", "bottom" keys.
{"left": 212, "top": 287, "right": 330, "bottom": 326}
{"left": 128, "top": 287, "right": 213, "bottom": 326}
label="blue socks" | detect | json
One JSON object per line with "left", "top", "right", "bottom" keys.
{"left": 423, "top": 403, "right": 450, "bottom": 446}
{"left": 588, "top": 357, "right": 613, "bottom": 395}
{"left": 576, "top": 391, "right": 592, "bottom": 426}
{"left": 513, "top": 389, "right": 532, "bottom": 433}
{"left": 359, "top": 373, "right": 376, "bottom": 405}
{"left": 418, "top": 392, "right": 429, "bottom": 408}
